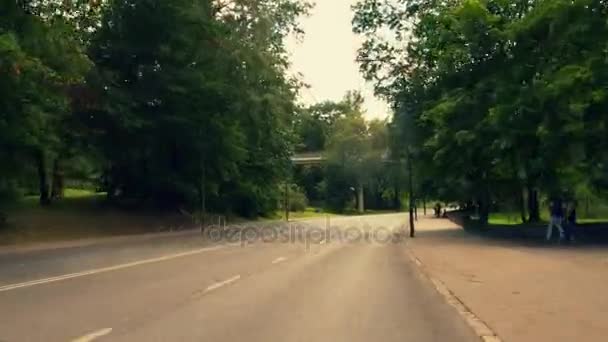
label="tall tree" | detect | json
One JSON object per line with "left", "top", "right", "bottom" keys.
{"left": 354, "top": 0, "right": 608, "bottom": 223}
{"left": 1, "top": 0, "right": 91, "bottom": 207}
{"left": 87, "top": 0, "right": 310, "bottom": 215}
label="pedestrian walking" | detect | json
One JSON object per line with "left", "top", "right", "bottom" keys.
{"left": 434, "top": 203, "right": 442, "bottom": 218}
{"left": 564, "top": 203, "right": 577, "bottom": 242}
{"left": 546, "top": 199, "right": 565, "bottom": 242}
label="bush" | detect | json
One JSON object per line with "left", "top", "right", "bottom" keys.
{"left": 279, "top": 183, "right": 308, "bottom": 212}
{"left": 0, "top": 180, "right": 20, "bottom": 227}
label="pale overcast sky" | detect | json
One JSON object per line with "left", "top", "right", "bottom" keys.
{"left": 286, "top": 0, "right": 391, "bottom": 120}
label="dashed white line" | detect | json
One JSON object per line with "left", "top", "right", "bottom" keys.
{"left": 271, "top": 256, "right": 288, "bottom": 264}
{"left": 204, "top": 275, "right": 241, "bottom": 293}
{"left": 72, "top": 328, "right": 113, "bottom": 342}
{"left": 0, "top": 245, "right": 226, "bottom": 293}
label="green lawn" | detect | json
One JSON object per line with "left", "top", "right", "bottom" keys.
{"left": 63, "top": 188, "right": 103, "bottom": 198}
{"left": 286, "top": 207, "right": 399, "bottom": 220}
{"left": 488, "top": 212, "right": 524, "bottom": 226}
{"left": 14, "top": 188, "right": 106, "bottom": 210}
{"left": 270, "top": 207, "right": 337, "bottom": 221}
{"left": 577, "top": 218, "right": 608, "bottom": 224}
{"left": 488, "top": 211, "right": 608, "bottom": 226}
{"left": 343, "top": 208, "right": 398, "bottom": 216}
{"left": 487, "top": 212, "right": 548, "bottom": 225}
{"left": 0, "top": 189, "right": 186, "bottom": 246}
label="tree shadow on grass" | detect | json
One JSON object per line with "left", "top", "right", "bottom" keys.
{"left": 460, "top": 221, "right": 608, "bottom": 248}
{"left": 415, "top": 214, "right": 608, "bottom": 249}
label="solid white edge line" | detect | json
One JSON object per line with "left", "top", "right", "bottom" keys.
{"left": 0, "top": 246, "right": 226, "bottom": 292}
{"left": 72, "top": 328, "right": 113, "bottom": 342}
{"left": 204, "top": 275, "right": 241, "bottom": 293}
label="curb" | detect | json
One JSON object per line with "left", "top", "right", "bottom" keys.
{"left": 405, "top": 247, "right": 502, "bottom": 342}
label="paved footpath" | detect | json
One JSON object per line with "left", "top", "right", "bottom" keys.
{"left": 409, "top": 217, "right": 608, "bottom": 342}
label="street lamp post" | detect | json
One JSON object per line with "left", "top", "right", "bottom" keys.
{"left": 284, "top": 160, "right": 294, "bottom": 222}
{"left": 407, "top": 146, "right": 415, "bottom": 238}
{"left": 285, "top": 181, "right": 290, "bottom": 222}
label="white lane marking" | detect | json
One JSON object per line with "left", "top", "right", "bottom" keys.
{"left": 271, "top": 256, "right": 288, "bottom": 264}
{"left": 0, "top": 246, "right": 225, "bottom": 293}
{"left": 72, "top": 328, "right": 113, "bottom": 342}
{"left": 204, "top": 275, "right": 241, "bottom": 293}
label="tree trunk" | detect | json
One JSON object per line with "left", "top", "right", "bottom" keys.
{"left": 394, "top": 182, "right": 401, "bottom": 211}
{"left": 478, "top": 198, "right": 489, "bottom": 225}
{"left": 51, "top": 158, "right": 64, "bottom": 200}
{"left": 285, "top": 182, "right": 290, "bottom": 221}
{"left": 519, "top": 187, "right": 527, "bottom": 223}
{"left": 36, "top": 149, "right": 50, "bottom": 206}
{"left": 357, "top": 182, "right": 364, "bottom": 214}
{"left": 423, "top": 197, "right": 427, "bottom": 215}
{"left": 407, "top": 148, "right": 415, "bottom": 237}
{"left": 527, "top": 187, "right": 540, "bottom": 222}
{"left": 199, "top": 162, "right": 206, "bottom": 229}
{"left": 477, "top": 172, "right": 491, "bottom": 225}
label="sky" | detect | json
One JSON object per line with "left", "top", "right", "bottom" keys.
{"left": 286, "top": 0, "right": 391, "bottom": 120}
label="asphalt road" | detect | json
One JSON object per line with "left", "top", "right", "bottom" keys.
{"left": 0, "top": 214, "right": 478, "bottom": 342}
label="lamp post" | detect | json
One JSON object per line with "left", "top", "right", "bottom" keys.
{"left": 407, "top": 146, "right": 415, "bottom": 238}
{"left": 285, "top": 181, "right": 290, "bottom": 222}
{"left": 285, "top": 159, "right": 295, "bottom": 222}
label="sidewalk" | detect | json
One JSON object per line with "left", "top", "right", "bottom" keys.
{"left": 408, "top": 217, "right": 608, "bottom": 342}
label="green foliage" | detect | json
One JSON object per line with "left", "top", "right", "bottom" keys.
{"left": 1, "top": 0, "right": 312, "bottom": 219}
{"left": 293, "top": 165, "right": 324, "bottom": 204}
{"left": 354, "top": 0, "right": 608, "bottom": 222}
{"left": 279, "top": 183, "right": 308, "bottom": 212}
{"left": 1, "top": 0, "right": 92, "bottom": 209}
{"left": 296, "top": 92, "right": 398, "bottom": 212}
{"left": 84, "top": 0, "right": 311, "bottom": 215}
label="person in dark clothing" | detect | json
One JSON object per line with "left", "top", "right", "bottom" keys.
{"left": 565, "top": 205, "right": 577, "bottom": 242}
{"left": 434, "top": 203, "right": 442, "bottom": 218}
{"left": 546, "top": 199, "right": 565, "bottom": 241}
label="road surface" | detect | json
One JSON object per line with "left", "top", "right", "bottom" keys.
{"left": 0, "top": 214, "right": 478, "bottom": 342}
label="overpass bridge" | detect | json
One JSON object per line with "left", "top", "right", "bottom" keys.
{"left": 288, "top": 151, "right": 396, "bottom": 214}
{"left": 289, "top": 152, "right": 369, "bottom": 213}
{"left": 291, "top": 151, "right": 393, "bottom": 165}
{"left": 290, "top": 152, "right": 325, "bottom": 166}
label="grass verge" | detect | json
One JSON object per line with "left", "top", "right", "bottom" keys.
{"left": 0, "top": 189, "right": 195, "bottom": 246}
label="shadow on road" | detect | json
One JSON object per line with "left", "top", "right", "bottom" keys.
{"left": 417, "top": 216, "right": 608, "bottom": 249}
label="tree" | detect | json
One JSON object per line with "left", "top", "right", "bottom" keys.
{"left": 86, "top": 0, "right": 310, "bottom": 216}
{"left": 315, "top": 92, "right": 392, "bottom": 212}
{"left": 293, "top": 101, "right": 348, "bottom": 152}
{"left": 1, "top": 0, "right": 91, "bottom": 209}
{"left": 1, "top": 0, "right": 311, "bottom": 224}
{"left": 354, "top": 0, "right": 608, "bottom": 224}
